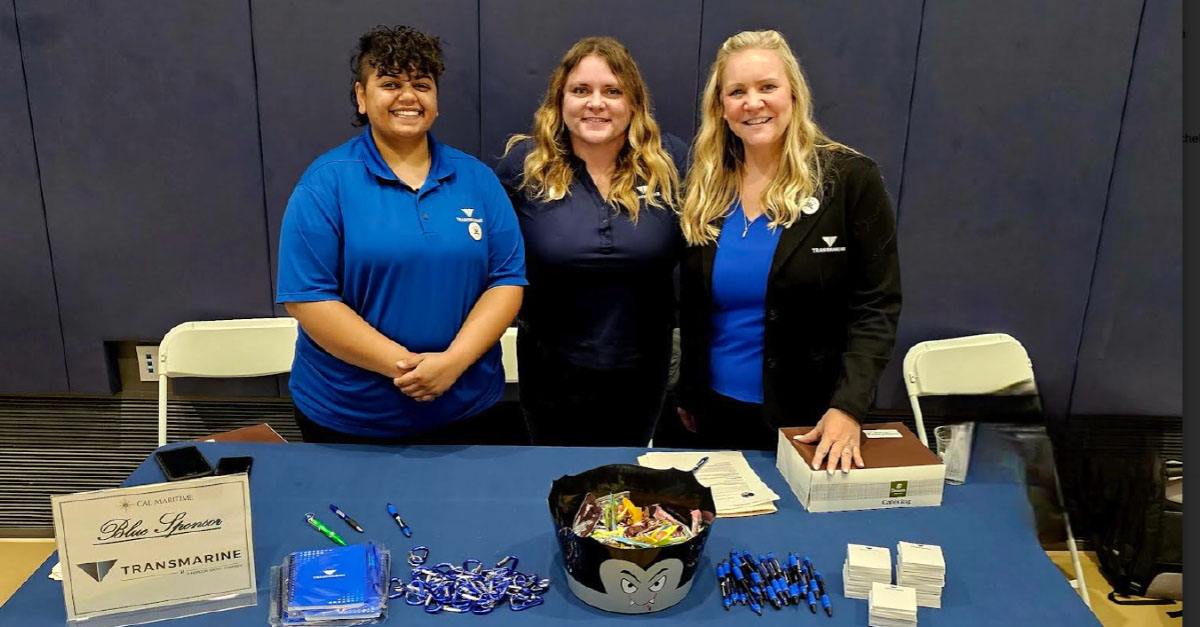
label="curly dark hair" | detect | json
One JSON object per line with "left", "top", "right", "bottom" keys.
{"left": 350, "top": 25, "right": 445, "bottom": 127}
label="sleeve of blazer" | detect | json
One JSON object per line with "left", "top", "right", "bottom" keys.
{"left": 827, "top": 159, "right": 902, "bottom": 422}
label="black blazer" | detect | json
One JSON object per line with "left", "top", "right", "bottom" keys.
{"left": 677, "top": 150, "right": 902, "bottom": 426}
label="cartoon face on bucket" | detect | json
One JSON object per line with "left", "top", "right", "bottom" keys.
{"left": 549, "top": 464, "right": 716, "bottom": 614}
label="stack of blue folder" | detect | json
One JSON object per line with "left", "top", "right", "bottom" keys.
{"left": 270, "top": 543, "right": 390, "bottom": 626}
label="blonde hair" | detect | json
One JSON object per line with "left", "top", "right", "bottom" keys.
{"left": 681, "top": 30, "right": 856, "bottom": 245}
{"left": 503, "top": 37, "right": 679, "bottom": 222}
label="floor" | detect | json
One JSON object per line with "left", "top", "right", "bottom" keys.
{"left": 0, "top": 540, "right": 1181, "bottom": 623}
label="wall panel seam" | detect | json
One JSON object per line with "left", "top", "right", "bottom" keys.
{"left": 247, "top": 0, "right": 276, "bottom": 323}
{"left": 1065, "top": 0, "right": 1148, "bottom": 417}
{"left": 894, "top": 0, "right": 926, "bottom": 222}
{"left": 11, "top": 0, "right": 70, "bottom": 389}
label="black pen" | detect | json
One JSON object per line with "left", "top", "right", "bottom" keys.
{"left": 329, "top": 503, "right": 364, "bottom": 533}
{"left": 690, "top": 456, "right": 710, "bottom": 473}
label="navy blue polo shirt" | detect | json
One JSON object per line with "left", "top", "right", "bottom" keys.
{"left": 276, "top": 128, "right": 527, "bottom": 436}
{"left": 494, "top": 135, "right": 688, "bottom": 370}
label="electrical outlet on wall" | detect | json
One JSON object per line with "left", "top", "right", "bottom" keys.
{"left": 135, "top": 345, "right": 160, "bottom": 382}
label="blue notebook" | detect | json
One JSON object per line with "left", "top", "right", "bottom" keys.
{"left": 287, "top": 545, "right": 375, "bottom": 611}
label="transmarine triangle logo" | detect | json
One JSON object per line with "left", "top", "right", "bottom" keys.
{"left": 461, "top": 207, "right": 474, "bottom": 218}
{"left": 78, "top": 559, "right": 118, "bottom": 583}
{"left": 822, "top": 236, "right": 838, "bottom": 247}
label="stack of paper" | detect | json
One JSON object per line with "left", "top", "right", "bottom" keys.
{"left": 896, "top": 542, "right": 946, "bottom": 608}
{"left": 637, "top": 451, "right": 779, "bottom": 516}
{"left": 843, "top": 544, "right": 892, "bottom": 599}
{"left": 868, "top": 582, "right": 918, "bottom": 627}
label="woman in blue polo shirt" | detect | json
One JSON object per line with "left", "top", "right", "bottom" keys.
{"left": 495, "top": 37, "right": 686, "bottom": 446}
{"left": 276, "top": 25, "right": 527, "bottom": 444}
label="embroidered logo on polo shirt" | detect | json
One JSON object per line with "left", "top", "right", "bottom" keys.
{"left": 468, "top": 222, "right": 482, "bottom": 241}
{"left": 812, "top": 234, "right": 846, "bottom": 254}
{"left": 456, "top": 207, "right": 482, "bottom": 224}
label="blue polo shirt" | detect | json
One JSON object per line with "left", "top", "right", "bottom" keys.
{"left": 276, "top": 128, "right": 527, "bottom": 436}
{"left": 494, "top": 135, "right": 687, "bottom": 370}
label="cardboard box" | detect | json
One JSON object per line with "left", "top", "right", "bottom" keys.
{"left": 776, "top": 422, "right": 944, "bottom": 513}
{"left": 193, "top": 423, "right": 288, "bottom": 443}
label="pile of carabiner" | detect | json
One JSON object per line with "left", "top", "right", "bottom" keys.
{"left": 389, "top": 546, "right": 551, "bottom": 614}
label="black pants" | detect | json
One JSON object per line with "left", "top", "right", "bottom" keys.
{"left": 691, "top": 389, "right": 777, "bottom": 451}
{"left": 293, "top": 401, "right": 525, "bottom": 446}
{"left": 517, "top": 331, "right": 669, "bottom": 447}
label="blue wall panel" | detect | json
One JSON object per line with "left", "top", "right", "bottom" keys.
{"left": 0, "top": 1, "right": 67, "bottom": 393}
{"left": 479, "top": 0, "right": 702, "bottom": 165}
{"left": 698, "top": 0, "right": 922, "bottom": 204}
{"left": 1070, "top": 0, "right": 1182, "bottom": 416}
{"left": 876, "top": 0, "right": 1143, "bottom": 418}
{"left": 255, "top": 0, "right": 480, "bottom": 308}
{"left": 18, "top": 0, "right": 273, "bottom": 394}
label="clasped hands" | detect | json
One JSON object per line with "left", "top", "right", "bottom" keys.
{"left": 391, "top": 347, "right": 467, "bottom": 403}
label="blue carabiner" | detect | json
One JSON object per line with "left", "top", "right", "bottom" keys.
{"left": 510, "top": 594, "right": 544, "bottom": 611}
{"left": 407, "top": 546, "right": 429, "bottom": 567}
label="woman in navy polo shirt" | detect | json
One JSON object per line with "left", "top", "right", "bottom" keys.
{"left": 495, "top": 37, "right": 686, "bottom": 446}
{"left": 677, "top": 31, "right": 902, "bottom": 467}
{"left": 276, "top": 26, "right": 527, "bottom": 444}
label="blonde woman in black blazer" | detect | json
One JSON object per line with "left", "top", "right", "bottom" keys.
{"left": 676, "top": 30, "right": 901, "bottom": 471}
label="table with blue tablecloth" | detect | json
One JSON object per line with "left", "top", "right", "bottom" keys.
{"left": 0, "top": 425, "right": 1098, "bottom": 625}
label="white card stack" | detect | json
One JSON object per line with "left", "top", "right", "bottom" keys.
{"left": 843, "top": 544, "right": 892, "bottom": 600}
{"left": 868, "top": 582, "right": 918, "bottom": 627}
{"left": 896, "top": 541, "right": 946, "bottom": 608}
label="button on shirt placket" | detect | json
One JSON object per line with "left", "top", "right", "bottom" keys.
{"left": 592, "top": 186, "right": 614, "bottom": 254}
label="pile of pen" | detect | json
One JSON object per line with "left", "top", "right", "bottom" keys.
{"left": 715, "top": 550, "right": 833, "bottom": 617}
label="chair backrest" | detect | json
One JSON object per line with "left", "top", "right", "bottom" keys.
{"left": 903, "top": 333, "right": 1037, "bottom": 397}
{"left": 157, "top": 317, "right": 298, "bottom": 446}
{"left": 160, "top": 317, "right": 298, "bottom": 378}
{"left": 902, "top": 333, "right": 1037, "bottom": 445}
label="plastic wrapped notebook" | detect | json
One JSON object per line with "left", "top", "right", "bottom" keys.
{"left": 269, "top": 543, "right": 390, "bottom": 626}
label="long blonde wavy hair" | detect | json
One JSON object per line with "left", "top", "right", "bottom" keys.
{"left": 504, "top": 37, "right": 679, "bottom": 223}
{"left": 681, "top": 30, "right": 855, "bottom": 245}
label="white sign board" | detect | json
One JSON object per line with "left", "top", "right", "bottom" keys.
{"left": 52, "top": 474, "right": 256, "bottom": 624}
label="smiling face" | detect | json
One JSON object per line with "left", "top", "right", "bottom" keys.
{"left": 720, "top": 48, "right": 793, "bottom": 150}
{"left": 355, "top": 69, "right": 438, "bottom": 144}
{"left": 561, "top": 54, "right": 632, "bottom": 151}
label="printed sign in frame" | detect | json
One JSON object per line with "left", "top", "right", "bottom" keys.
{"left": 52, "top": 474, "right": 256, "bottom": 625}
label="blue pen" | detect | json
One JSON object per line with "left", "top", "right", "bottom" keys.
{"left": 806, "top": 579, "right": 819, "bottom": 613}
{"left": 716, "top": 563, "right": 731, "bottom": 610}
{"left": 813, "top": 570, "right": 833, "bottom": 617}
{"left": 386, "top": 502, "right": 412, "bottom": 537}
{"left": 690, "top": 456, "right": 710, "bottom": 473}
{"left": 329, "top": 503, "right": 364, "bottom": 533}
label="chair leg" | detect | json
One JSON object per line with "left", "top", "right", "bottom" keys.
{"left": 908, "top": 395, "right": 929, "bottom": 447}
{"left": 1051, "top": 459, "right": 1093, "bottom": 611}
{"left": 157, "top": 375, "right": 168, "bottom": 447}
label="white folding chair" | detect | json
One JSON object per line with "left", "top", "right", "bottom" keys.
{"left": 157, "top": 317, "right": 299, "bottom": 446}
{"left": 902, "top": 333, "right": 1092, "bottom": 609}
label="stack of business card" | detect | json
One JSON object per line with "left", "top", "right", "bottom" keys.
{"left": 868, "top": 582, "right": 918, "bottom": 627}
{"left": 896, "top": 542, "right": 945, "bottom": 608}
{"left": 843, "top": 544, "right": 892, "bottom": 599}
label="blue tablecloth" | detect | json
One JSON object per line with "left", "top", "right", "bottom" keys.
{"left": 0, "top": 426, "right": 1098, "bottom": 625}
